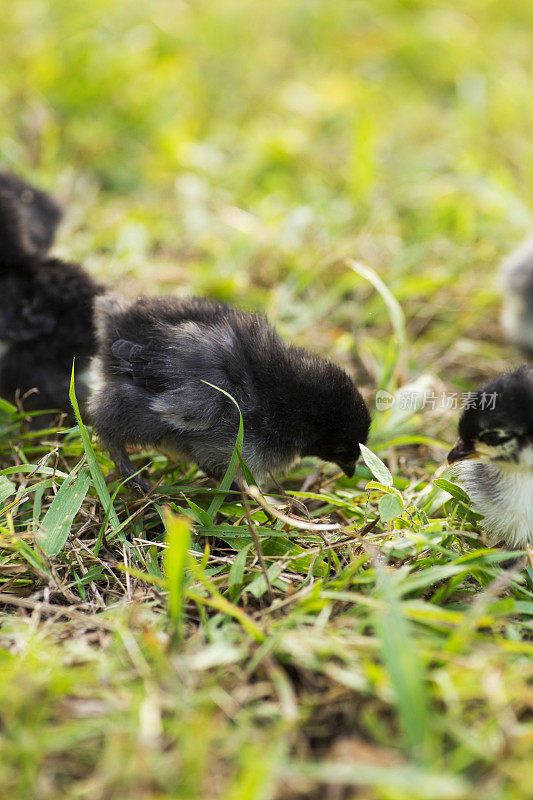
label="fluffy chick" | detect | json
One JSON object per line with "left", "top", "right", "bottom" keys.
{"left": 89, "top": 294, "right": 371, "bottom": 491}
{"left": 447, "top": 366, "right": 533, "bottom": 549}
{"left": 0, "top": 175, "right": 104, "bottom": 419}
{"left": 500, "top": 237, "right": 533, "bottom": 357}
{"left": 0, "top": 257, "right": 104, "bottom": 419}
{"left": 0, "top": 171, "right": 62, "bottom": 259}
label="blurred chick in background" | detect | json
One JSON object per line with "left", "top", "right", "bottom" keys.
{"left": 0, "top": 172, "right": 104, "bottom": 422}
{"left": 0, "top": 171, "right": 62, "bottom": 257}
{"left": 500, "top": 238, "right": 533, "bottom": 357}
{"left": 89, "top": 294, "right": 371, "bottom": 492}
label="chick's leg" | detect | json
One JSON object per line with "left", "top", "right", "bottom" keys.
{"left": 107, "top": 443, "right": 152, "bottom": 495}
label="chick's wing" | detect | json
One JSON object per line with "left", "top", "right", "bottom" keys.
{"left": 109, "top": 320, "right": 247, "bottom": 431}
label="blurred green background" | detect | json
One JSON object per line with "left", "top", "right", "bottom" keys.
{"left": 2, "top": 3, "right": 533, "bottom": 799}
{"left": 3, "top": 0, "right": 532, "bottom": 394}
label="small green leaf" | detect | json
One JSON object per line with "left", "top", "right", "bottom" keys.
{"left": 433, "top": 478, "right": 471, "bottom": 505}
{"left": 379, "top": 492, "right": 404, "bottom": 523}
{"left": 360, "top": 444, "right": 393, "bottom": 487}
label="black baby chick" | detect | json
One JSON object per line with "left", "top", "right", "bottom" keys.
{"left": 0, "top": 171, "right": 62, "bottom": 259}
{"left": 0, "top": 173, "right": 104, "bottom": 420}
{"left": 89, "top": 294, "right": 371, "bottom": 491}
{"left": 447, "top": 366, "right": 533, "bottom": 549}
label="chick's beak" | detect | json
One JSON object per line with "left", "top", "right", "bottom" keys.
{"left": 447, "top": 438, "right": 479, "bottom": 464}
{"left": 337, "top": 460, "right": 356, "bottom": 478}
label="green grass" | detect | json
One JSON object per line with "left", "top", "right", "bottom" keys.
{"left": 2, "top": 1, "right": 533, "bottom": 798}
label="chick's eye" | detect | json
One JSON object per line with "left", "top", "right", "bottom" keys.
{"left": 334, "top": 449, "right": 351, "bottom": 459}
{"left": 478, "top": 431, "right": 512, "bottom": 447}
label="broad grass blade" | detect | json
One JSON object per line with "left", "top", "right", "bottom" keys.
{"left": 375, "top": 569, "right": 430, "bottom": 760}
{"left": 282, "top": 760, "right": 467, "bottom": 799}
{"left": 164, "top": 510, "right": 191, "bottom": 638}
{"left": 39, "top": 464, "right": 91, "bottom": 556}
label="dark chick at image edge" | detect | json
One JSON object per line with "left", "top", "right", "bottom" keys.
{"left": 0, "top": 172, "right": 104, "bottom": 423}
{"left": 447, "top": 366, "right": 533, "bottom": 550}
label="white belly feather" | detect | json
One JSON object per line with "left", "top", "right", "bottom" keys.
{"left": 453, "top": 460, "right": 533, "bottom": 548}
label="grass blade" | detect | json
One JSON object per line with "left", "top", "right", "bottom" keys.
{"left": 346, "top": 258, "right": 406, "bottom": 389}
{"left": 39, "top": 463, "right": 91, "bottom": 556}
{"left": 163, "top": 510, "right": 191, "bottom": 639}
{"left": 374, "top": 568, "right": 430, "bottom": 760}
{"left": 69, "top": 362, "right": 120, "bottom": 534}
{"left": 203, "top": 381, "right": 245, "bottom": 519}
{"left": 282, "top": 761, "right": 467, "bottom": 799}
{"left": 187, "top": 552, "right": 265, "bottom": 642}
{"left": 0, "top": 476, "right": 16, "bottom": 507}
